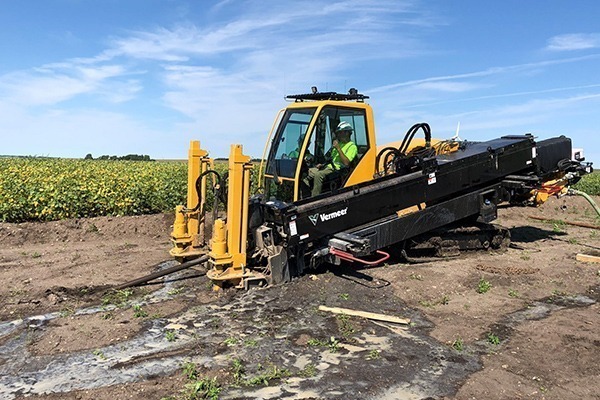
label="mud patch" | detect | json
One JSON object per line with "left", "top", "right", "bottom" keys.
{"left": 0, "top": 274, "right": 481, "bottom": 399}
{"left": 28, "top": 299, "right": 187, "bottom": 356}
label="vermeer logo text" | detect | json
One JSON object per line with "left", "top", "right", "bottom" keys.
{"left": 320, "top": 207, "right": 348, "bottom": 222}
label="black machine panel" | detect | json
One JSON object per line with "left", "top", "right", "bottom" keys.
{"left": 535, "top": 136, "right": 572, "bottom": 175}
{"left": 272, "top": 135, "right": 557, "bottom": 248}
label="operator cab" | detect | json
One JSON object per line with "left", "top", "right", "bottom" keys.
{"left": 263, "top": 89, "right": 373, "bottom": 203}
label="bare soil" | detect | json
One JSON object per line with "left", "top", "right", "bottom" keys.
{"left": 1, "top": 196, "right": 599, "bottom": 400}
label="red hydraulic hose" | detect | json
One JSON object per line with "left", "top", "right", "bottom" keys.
{"left": 329, "top": 247, "right": 390, "bottom": 266}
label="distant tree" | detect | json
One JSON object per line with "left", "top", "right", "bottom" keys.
{"left": 90, "top": 154, "right": 154, "bottom": 161}
{"left": 84, "top": 153, "right": 93, "bottom": 160}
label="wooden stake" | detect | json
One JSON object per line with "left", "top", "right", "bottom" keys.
{"left": 528, "top": 215, "right": 600, "bottom": 230}
{"left": 318, "top": 305, "right": 411, "bottom": 325}
{"left": 576, "top": 253, "right": 600, "bottom": 263}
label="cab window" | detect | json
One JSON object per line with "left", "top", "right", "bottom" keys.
{"left": 266, "top": 108, "right": 315, "bottom": 179}
{"left": 299, "top": 106, "right": 369, "bottom": 200}
{"left": 307, "top": 106, "right": 369, "bottom": 168}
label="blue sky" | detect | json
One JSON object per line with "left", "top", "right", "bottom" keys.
{"left": 1, "top": 0, "right": 599, "bottom": 163}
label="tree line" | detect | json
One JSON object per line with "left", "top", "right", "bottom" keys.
{"left": 84, "top": 154, "right": 154, "bottom": 161}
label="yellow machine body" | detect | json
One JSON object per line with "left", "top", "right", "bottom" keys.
{"left": 170, "top": 141, "right": 260, "bottom": 289}
{"left": 259, "top": 100, "right": 379, "bottom": 202}
{"left": 170, "top": 140, "right": 212, "bottom": 259}
{"left": 205, "top": 144, "right": 259, "bottom": 289}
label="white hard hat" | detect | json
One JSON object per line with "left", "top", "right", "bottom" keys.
{"left": 336, "top": 121, "right": 353, "bottom": 133}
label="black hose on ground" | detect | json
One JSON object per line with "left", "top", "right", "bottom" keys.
{"left": 113, "top": 255, "right": 210, "bottom": 290}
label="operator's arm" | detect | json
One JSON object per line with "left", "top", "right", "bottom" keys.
{"left": 333, "top": 140, "right": 356, "bottom": 167}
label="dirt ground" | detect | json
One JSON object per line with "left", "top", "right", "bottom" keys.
{"left": 0, "top": 195, "right": 599, "bottom": 400}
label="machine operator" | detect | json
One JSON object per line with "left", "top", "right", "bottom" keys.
{"left": 303, "top": 121, "right": 358, "bottom": 197}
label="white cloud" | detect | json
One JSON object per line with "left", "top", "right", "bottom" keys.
{"left": 368, "top": 55, "right": 600, "bottom": 94}
{"left": 101, "top": 0, "right": 427, "bottom": 65}
{"left": 0, "top": 63, "right": 136, "bottom": 106}
{"left": 2, "top": 0, "right": 440, "bottom": 158}
{"left": 403, "top": 83, "right": 600, "bottom": 109}
{"left": 546, "top": 33, "right": 600, "bottom": 51}
{"left": 414, "top": 81, "right": 483, "bottom": 92}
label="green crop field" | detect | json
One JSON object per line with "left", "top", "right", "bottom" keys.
{"left": 573, "top": 170, "right": 600, "bottom": 195}
{"left": 0, "top": 158, "right": 189, "bottom": 222}
{"left": 0, "top": 157, "right": 597, "bottom": 223}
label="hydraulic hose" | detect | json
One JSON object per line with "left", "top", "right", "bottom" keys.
{"left": 569, "top": 188, "right": 600, "bottom": 217}
{"left": 375, "top": 123, "right": 434, "bottom": 176}
{"left": 375, "top": 146, "right": 401, "bottom": 175}
{"left": 185, "top": 169, "right": 224, "bottom": 215}
{"left": 399, "top": 123, "right": 431, "bottom": 155}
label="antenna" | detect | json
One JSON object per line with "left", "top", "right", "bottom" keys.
{"left": 451, "top": 121, "right": 462, "bottom": 141}
{"left": 282, "top": 72, "right": 286, "bottom": 100}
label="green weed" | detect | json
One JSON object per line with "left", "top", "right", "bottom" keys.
{"left": 452, "top": 337, "right": 464, "bottom": 352}
{"left": 477, "top": 278, "right": 492, "bottom": 294}
{"left": 101, "top": 312, "right": 114, "bottom": 320}
{"left": 336, "top": 313, "right": 355, "bottom": 338}
{"left": 231, "top": 359, "right": 245, "bottom": 384}
{"left": 132, "top": 304, "right": 148, "bottom": 318}
{"left": 102, "top": 289, "right": 133, "bottom": 307}
{"left": 87, "top": 223, "right": 99, "bottom": 233}
{"left": 163, "top": 362, "right": 222, "bottom": 400}
{"left": 299, "top": 363, "right": 317, "bottom": 377}
{"left": 307, "top": 337, "right": 339, "bottom": 352}
{"left": 59, "top": 306, "right": 75, "bottom": 317}
{"left": 182, "top": 362, "right": 198, "bottom": 380}
{"left": 487, "top": 332, "right": 500, "bottom": 345}
{"left": 165, "top": 330, "right": 177, "bottom": 342}
{"left": 182, "top": 377, "right": 221, "bottom": 400}
{"left": 366, "top": 349, "right": 381, "bottom": 360}
{"left": 246, "top": 365, "right": 291, "bottom": 386}
{"left": 307, "top": 338, "right": 327, "bottom": 347}
{"left": 327, "top": 337, "right": 340, "bottom": 352}
{"left": 419, "top": 300, "right": 434, "bottom": 308}
{"left": 92, "top": 349, "right": 106, "bottom": 360}
{"left": 167, "top": 287, "right": 184, "bottom": 296}
{"left": 552, "top": 222, "right": 565, "bottom": 233}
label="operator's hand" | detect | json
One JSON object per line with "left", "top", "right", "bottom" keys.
{"left": 332, "top": 139, "right": 340, "bottom": 150}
